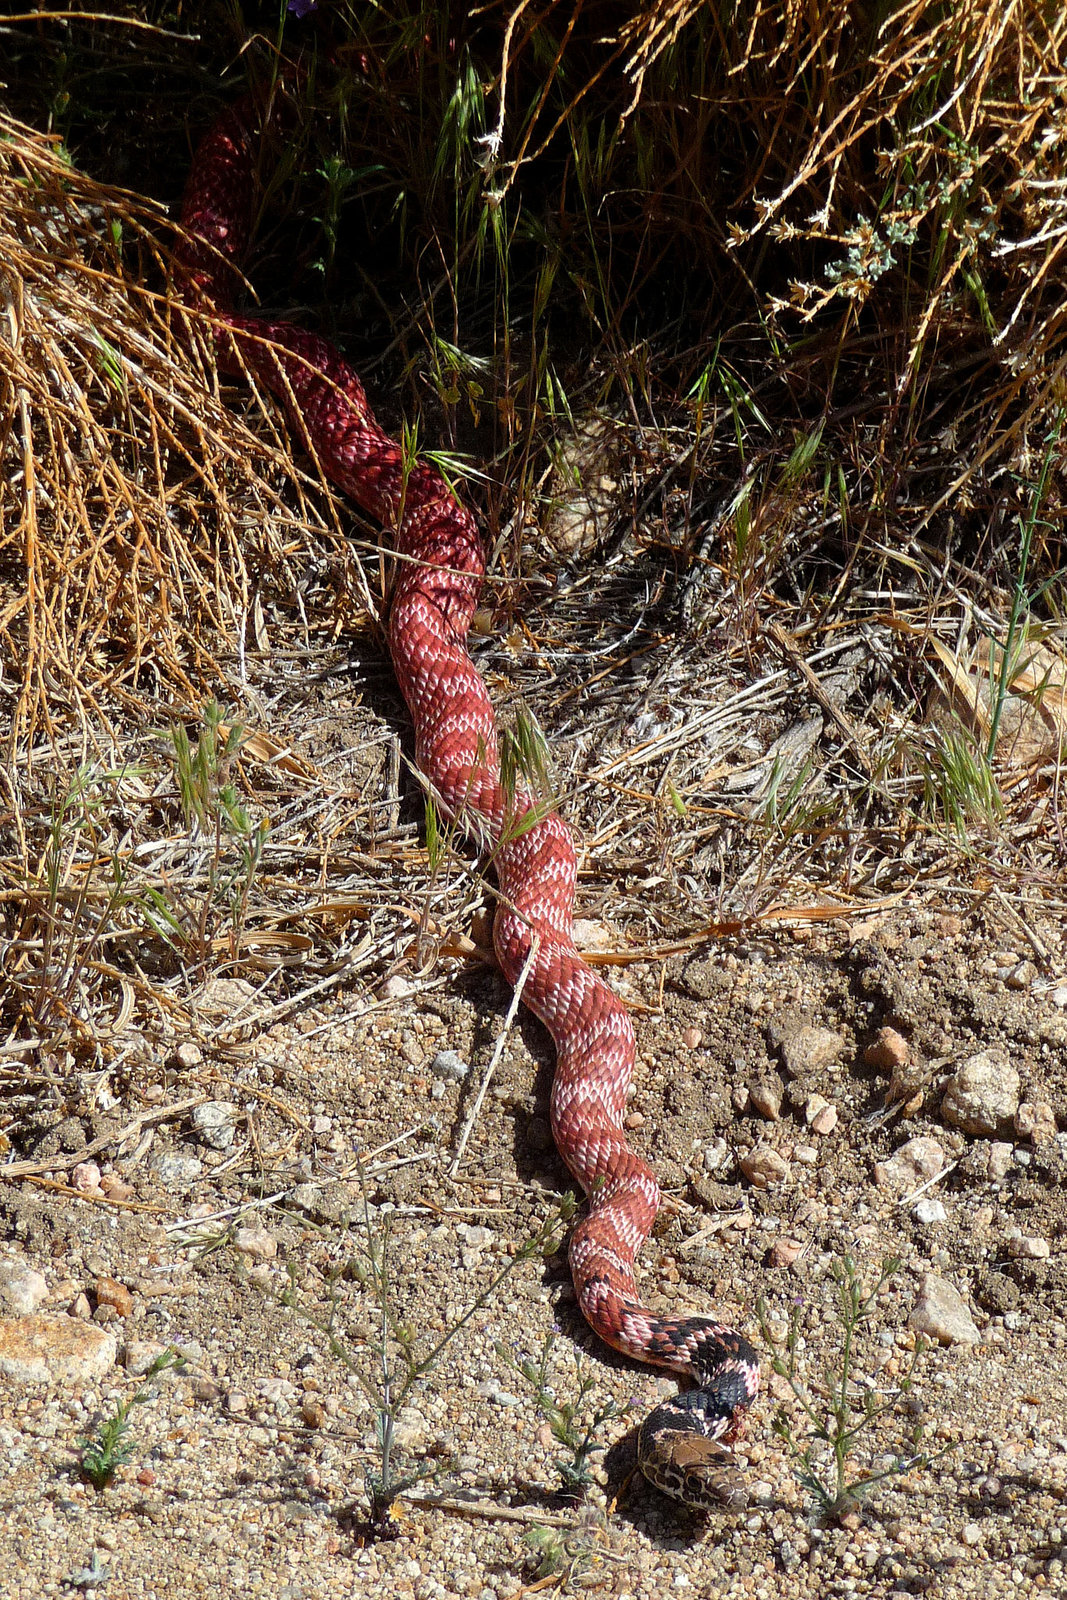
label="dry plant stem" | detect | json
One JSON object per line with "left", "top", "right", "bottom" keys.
{"left": 449, "top": 931, "right": 539, "bottom": 1177}
{"left": 0, "top": 1095, "right": 205, "bottom": 1182}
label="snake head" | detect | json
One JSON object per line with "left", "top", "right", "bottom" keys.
{"left": 638, "top": 1429, "right": 748, "bottom": 1511}
{"left": 636, "top": 1386, "right": 753, "bottom": 1510}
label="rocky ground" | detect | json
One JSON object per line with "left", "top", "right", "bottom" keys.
{"left": 1, "top": 888, "right": 1065, "bottom": 1599}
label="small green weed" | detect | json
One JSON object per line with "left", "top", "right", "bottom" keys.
{"left": 282, "top": 1176, "right": 575, "bottom": 1532}
{"left": 986, "top": 408, "right": 1065, "bottom": 763}
{"left": 521, "top": 1522, "right": 597, "bottom": 1586}
{"left": 758, "top": 1255, "right": 944, "bottom": 1519}
{"left": 497, "top": 1330, "right": 627, "bottom": 1500}
{"left": 80, "top": 1348, "right": 182, "bottom": 1490}
{"left": 755, "top": 751, "right": 839, "bottom": 839}
{"left": 921, "top": 722, "right": 1004, "bottom": 841}
{"left": 165, "top": 700, "right": 268, "bottom": 958}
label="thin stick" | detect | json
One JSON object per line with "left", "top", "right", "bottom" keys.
{"left": 0, "top": 1095, "right": 205, "bottom": 1180}
{"left": 449, "top": 934, "right": 539, "bottom": 1177}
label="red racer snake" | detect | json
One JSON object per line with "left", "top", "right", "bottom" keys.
{"left": 177, "top": 96, "right": 759, "bottom": 1509}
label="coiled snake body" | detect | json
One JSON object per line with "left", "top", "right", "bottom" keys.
{"left": 177, "top": 99, "right": 759, "bottom": 1508}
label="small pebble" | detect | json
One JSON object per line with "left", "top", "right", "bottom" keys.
{"left": 941, "top": 1049, "right": 1020, "bottom": 1136}
{"left": 151, "top": 1152, "right": 204, "bottom": 1185}
{"left": 99, "top": 1173, "right": 135, "bottom": 1202}
{"left": 864, "top": 1026, "right": 911, "bottom": 1073}
{"left": 431, "top": 1050, "right": 469, "bottom": 1082}
{"left": 768, "top": 1019, "right": 845, "bottom": 1078}
{"left": 381, "top": 975, "right": 414, "bottom": 1000}
{"left": 301, "top": 1395, "right": 326, "bottom": 1429}
{"left": 749, "top": 1073, "right": 784, "bottom": 1120}
{"left": 738, "top": 1145, "right": 790, "bottom": 1187}
{"left": 702, "top": 1138, "right": 730, "bottom": 1172}
{"left": 71, "top": 1162, "right": 102, "bottom": 1194}
{"left": 1014, "top": 1101, "right": 1058, "bottom": 1145}
{"left": 808, "top": 1098, "right": 838, "bottom": 1136}
{"left": 909, "top": 1272, "right": 981, "bottom": 1345}
{"left": 1005, "top": 1233, "right": 1051, "bottom": 1260}
{"left": 986, "top": 1141, "right": 1015, "bottom": 1180}
{"left": 874, "top": 1135, "right": 945, "bottom": 1195}
{"left": 191, "top": 1101, "right": 238, "bottom": 1151}
{"left": 912, "top": 1199, "right": 947, "bottom": 1225}
{"left": 233, "top": 1224, "right": 277, "bottom": 1262}
{"left": 95, "top": 1276, "right": 134, "bottom": 1317}
{"left": 769, "top": 1238, "right": 803, "bottom": 1268}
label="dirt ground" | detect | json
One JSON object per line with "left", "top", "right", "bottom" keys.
{"left": 1, "top": 651, "right": 1065, "bottom": 1600}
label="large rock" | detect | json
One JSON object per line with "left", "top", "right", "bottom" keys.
{"left": 941, "top": 1049, "right": 1019, "bottom": 1136}
{"left": 0, "top": 1316, "right": 117, "bottom": 1383}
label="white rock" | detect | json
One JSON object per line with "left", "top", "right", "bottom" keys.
{"left": 431, "top": 1050, "right": 469, "bottom": 1082}
{"left": 572, "top": 918, "right": 616, "bottom": 952}
{"left": 908, "top": 1272, "right": 981, "bottom": 1345}
{"left": 151, "top": 1152, "right": 204, "bottom": 1185}
{"left": 0, "top": 1262, "right": 48, "bottom": 1317}
{"left": 71, "top": 1162, "right": 102, "bottom": 1194}
{"left": 702, "top": 1138, "right": 731, "bottom": 1173}
{"left": 986, "top": 1142, "right": 1015, "bottom": 1180}
{"left": 912, "top": 1199, "right": 947, "bottom": 1225}
{"left": 123, "top": 1339, "right": 168, "bottom": 1377}
{"left": 456, "top": 1224, "right": 493, "bottom": 1249}
{"left": 874, "top": 1135, "right": 946, "bottom": 1195}
{"left": 941, "top": 1049, "right": 1020, "bottom": 1136}
{"left": 258, "top": 1376, "right": 298, "bottom": 1405}
{"left": 381, "top": 975, "right": 414, "bottom": 1001}
{"left": 191, "top": 1101, "right": 238, "bottom": 1151}
{"left": 393, "top": 1405, "right": 431, "bottom": 1448}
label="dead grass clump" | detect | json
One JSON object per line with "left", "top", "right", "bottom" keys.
{"left": 0, "top": 109, "right": 359, "bottom": 751}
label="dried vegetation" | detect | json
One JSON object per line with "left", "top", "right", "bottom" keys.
{"left": 0, "top": 0, "right": 1065, "bottom": 1148}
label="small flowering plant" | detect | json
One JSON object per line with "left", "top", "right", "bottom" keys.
{"left": 497, "top": 1329, "right": 627, "bottom": 1498}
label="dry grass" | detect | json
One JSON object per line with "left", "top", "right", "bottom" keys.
{"left": 0, "top": 1, "right": 1065, "bottom": 1140}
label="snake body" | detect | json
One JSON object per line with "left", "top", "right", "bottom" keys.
{"left": 178, "top": 98, "right": 759, "bottom": 1508}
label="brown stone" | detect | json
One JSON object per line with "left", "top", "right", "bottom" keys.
{"left": 95, "top": 1276, "right": 134, "bottom": 1318}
